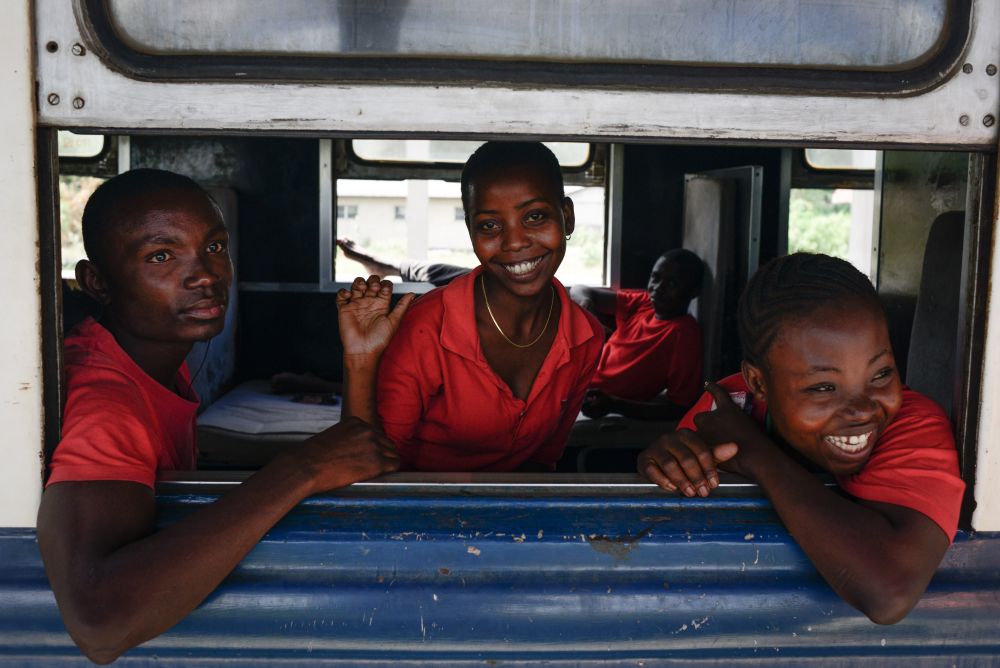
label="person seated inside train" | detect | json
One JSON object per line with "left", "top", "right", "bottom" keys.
{"left": 339, "top": 238, "right": 705, "bottom": 421}
{"left": 570, "top": 248, "right": 704, "bottom": 421}
{"left": 375, "top": 141, "right": 605, "bottom": 472}
{"left": 636, "top": 253, "right": 965, "bottom": 624}
{"left": 36, "top": 169, "right": 412, "bottom": 664}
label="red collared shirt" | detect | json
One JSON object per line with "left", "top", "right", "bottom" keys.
{"left": 378, "top": 267, "right": 604, "bottom": 472}
{"left": 590, "top": 290, "right": 703, "bottom": 405}
{"left": 48, "top": 317, "right": 199, "bottom": 489}
{"left": 679, "top": 374, "right": 965, "bottom": 541}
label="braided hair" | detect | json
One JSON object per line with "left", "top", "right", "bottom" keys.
{"left": 738, "top": 253, "right": 882, "bottom": 369}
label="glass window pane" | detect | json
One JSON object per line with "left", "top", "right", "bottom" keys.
{"left": 57, "top": 131, "right": 106, "bottom": 159}
{"left": 352, "top": 140, "right": 590, "bottom": 168}
{"left": 107, "top": 0, "right": 947, "bottom": 70}
{"left": 805, "top": 149, "right": 877, "bottom": 170}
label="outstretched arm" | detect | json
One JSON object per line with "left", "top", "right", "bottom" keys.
{"left": 37, "top": 418, "right": 398, "bottom": 664}
{"left": 336, "top": 275, "right": 415, "bottom": 424}
{"left": 569, "top": 285, "right": 617, "bottom": 316}
{"left": 638, "top": 384, "right": 950, "bottom": 624}
{"left": 582, "top": 388, "right": 690, "bottom": 421}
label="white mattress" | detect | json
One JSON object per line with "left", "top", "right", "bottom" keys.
{"left": 197, "top": 380, "right": 342, "bottom": 435}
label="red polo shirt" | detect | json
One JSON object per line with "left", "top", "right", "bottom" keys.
{"left": 590, "top": 290, "right": 703, "bottom": 405}
{"left": 377, "top": 267, "right": 604, "bottom": 472}
{"left": 48, "top": 317, "right": 199, "bottom": 489}
{"left": 679, "top": 374, "right": 965, "bottom": 540}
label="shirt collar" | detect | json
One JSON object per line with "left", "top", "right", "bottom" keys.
{"left": 439, "top": 266, "right": 597, "bottom": 365}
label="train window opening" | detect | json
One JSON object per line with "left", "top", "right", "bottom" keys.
{"left": 58, "top": 176, "right": 105, "bottom": 277}
{"left": 56, "top": 133, "right": 114, "bottom": 279}
{"left": 335, "top": 140, "right": 606, "bottom": 287}
{"left": 788, "top": 148, "right": 879, "bottom": 279}
{"left": 804, "top": 148, "right": 878, "bottom": 171}
{"left": 334, "top": 178, "right": 607, "bottom": 287}
{"left": 788, "top": 187, "right": 876, "bottom": 278}
{"left": 56, "top": 131, "right": 106, "bottom": 160}
{"left": 353, "top": 140, "right": 591, "bottom": 168}
{"left": 43, "top": 138, "right": 980, "bottom": 492}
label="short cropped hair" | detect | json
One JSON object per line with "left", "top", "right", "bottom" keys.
{"left": 660, "top": 248, "right": 705, "bottom": 293}
{"left": 460, "top": 142, "right": 565, "bottom": 220}
{"left": 82, "top": 169, "right": 213, "bottom": 266}
{"left": 737, "top": 252, "right": 882, "bottom": 368}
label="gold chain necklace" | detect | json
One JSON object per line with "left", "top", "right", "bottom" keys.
{"left": 480, "top": 274, "right": 556, "bottom": 349}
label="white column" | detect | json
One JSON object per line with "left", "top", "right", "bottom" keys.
{"left": 0, "top": 1, "right": 44, "bottom": 526}
{"left": 847, "top": 189, "right": 874, "bottom": 278}
{"left": 404, "top": 140, "right": 432, "bottom": 260}
{"left": 972, "top": 158, "right": 1000, "bottom": 531}
{"left": 405, "top": 179, "right": 429, "bottom": 260}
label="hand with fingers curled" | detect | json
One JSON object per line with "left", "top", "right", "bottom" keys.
{"left": 336, "top": 275, "right": 416, "bottom": 360}
{"left": 637, "top": 382, "right": 768, "bottom": 496}
{"left": 290, "top": 416, "right": 400, "bottom": 495}
{"left": 693, "top": 382, "right": 779, "bottom": 476}
{"left": 637, "top": 428, "right": 737, "bottom": 497}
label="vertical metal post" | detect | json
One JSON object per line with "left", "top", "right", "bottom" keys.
{"left": 870, "top": 151, "right": 885, "bottom": 287}
{"left": 606, "top": 143, "right": 625, "bottom": 289}
{"left": 963, "top": 152, "right": 996, "bottom": 529}
{"left": 319, "top": 138, "right": 334, "bottom": 291}
{"left": 37, "top": 129, "right": 63, "bottom": 469}
{"left": 777, "top": 149, "right": 791, "bottom": 258}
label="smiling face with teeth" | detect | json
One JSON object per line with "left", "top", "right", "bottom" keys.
{"left": 741, "top": 300, "right": 903, "bottom": 476}
{"left": 466, "top": 162, "right": 575, "bottom": 301}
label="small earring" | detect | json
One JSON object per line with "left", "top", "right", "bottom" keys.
{"left": 565, "top": 234, "right": 572, "bottom": 240}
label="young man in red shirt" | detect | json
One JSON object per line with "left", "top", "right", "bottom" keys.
{"left": 37, "top": 169, "right": 409, "bottom": 664}
{"left": 571, "top": 249, "right": 704, "bottom": 420}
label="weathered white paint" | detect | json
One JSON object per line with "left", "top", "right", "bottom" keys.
{"left": 36, "top": 0, "right": 999, "bottom": 147}
{"left": 0, "top": 2, "right": 44, "bottom": 526}
{"left": 971, "top": 147, "right": 1000, "bottom": 532}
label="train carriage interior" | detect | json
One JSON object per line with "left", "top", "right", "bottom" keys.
{"left": 53, "top": 133, "right": 985, "bottom": 516}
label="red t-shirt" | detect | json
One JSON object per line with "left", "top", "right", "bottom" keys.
{"left": 678, "top": 374, "right": 965, "bottom": 540}
{"left": 377, "top": 268, "right": 604, "bottom": 472}
{"left": 47, "top": 317, "right": 199, "bottom": 489}
{"left": 590, "top": 290, "right": 703, "bottom": 405}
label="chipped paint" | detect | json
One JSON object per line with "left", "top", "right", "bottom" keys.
{"left": 586, "top": 527, "right": 652, "bottom": 561}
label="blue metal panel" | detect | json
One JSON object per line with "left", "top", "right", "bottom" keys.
{"left": 1, "top": 493, "right": 998, "bottom": 665}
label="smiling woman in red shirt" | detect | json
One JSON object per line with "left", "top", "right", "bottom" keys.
{"left": 377, "top": 142, "right": 604, "bottom": 472}
{"left": 636, "top": 253, "right": 964, "bottom": 624}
